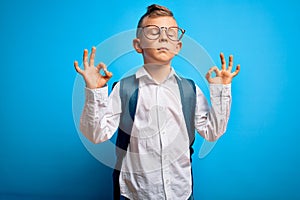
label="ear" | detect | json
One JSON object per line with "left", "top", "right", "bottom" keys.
{"left": 133, "top": 38, "right": 143, "bottom": 53}
{"left": 174, "top": 41, "right": 182, "bottom": 55}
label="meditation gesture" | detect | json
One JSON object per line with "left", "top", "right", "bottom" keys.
{"left": 74, "top": 4, "right": 240, "bottom": 200}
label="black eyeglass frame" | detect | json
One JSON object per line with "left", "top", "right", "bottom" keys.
{"left": 139, "top": 25, "right": 186, "bottom": 41}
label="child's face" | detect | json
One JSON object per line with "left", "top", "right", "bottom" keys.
{"left": 134, "top": 16, "right": 182, "bottom": 65}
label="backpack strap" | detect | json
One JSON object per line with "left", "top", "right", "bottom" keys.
{"left": 113, "top": 75, "right": 139, "bottom": 200}
{"left": 176, "top": 77, "right": 196, "bottom": 159}
{"left": 114, "top": 74, "right": 139, "bottom": 164}
{"left": 176, "top": 76, "right": 196, "bottom": 194}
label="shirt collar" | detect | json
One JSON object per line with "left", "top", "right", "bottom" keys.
{"left": 135, "top": 66, "right": 181, "bottom": 81}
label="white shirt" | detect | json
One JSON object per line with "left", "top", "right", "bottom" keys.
{"left": 80, "top": 67, "right": 232, "bottom": 200}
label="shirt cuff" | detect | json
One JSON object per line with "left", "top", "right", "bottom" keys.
{"left": 209, "top": 84, "right": 231, "bottom": 97}
{"left": 85, "top": 86, "right": 108, "bottom": 102}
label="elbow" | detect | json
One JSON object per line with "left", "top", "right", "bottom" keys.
{"left": 204, "top": 129, "right": 226, "bottom": 142}
{"left": 80, "top": 124, "right": 101, "bottom": 144}
{"left": 206, "top": 134, "right": 222, "bottom": 142}
{"left": 80, "top": 124, "right": 113, "bottom": 144}
{"left": 90, "top": 138, "right": 100, "bottom": 144}
{"left": 206, "top": 137, "right": 217, "bottom": 142}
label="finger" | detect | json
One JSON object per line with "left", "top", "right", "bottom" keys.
{"left": 205, "top": 72, "right": 212, "bottom": 83}
{"left": 231, "top": 64, "right": 241, "bottom": 77}
{"left": 210, "top": 66, "right": 221, "bottom": 76}
{"left": 206, "top": 66, "right": 220, "bottom": 82}
{"left": 205, "top": 69, "right": 212, "bottom": 82}
{"left": 89, "top": 46, "right": 96, "bottom": 67}
{"left": 74, "top": 61, "right": 83, "bottom": 75}
{"left": 97, "top": 63, "right": 113, "bottom": 79}
{"left": 96, "top": 62, "right": 106, "bottom": 71}
{"left": 228, "top": 55, "right": 233, "bottom": 72}
{"left": 83, "top": 49, "right": 89, "bottom": 69}
{"left": 103, "top": 67, "right": 113, "bottom": 79}
{"left": 220, "top": 52, "right": 226, "bottom": 70}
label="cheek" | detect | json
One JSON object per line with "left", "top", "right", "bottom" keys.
{"left": 142, "top": 48, "right": 156, "bottom": 57}
{"left": 169, "top": 44, "right": 180, "bottom": 54}
{"left": 165, "top": 42, "right": 181, "bottom": 55}
{"left": 140, "top": 40, "right": 158, "bottom": 49}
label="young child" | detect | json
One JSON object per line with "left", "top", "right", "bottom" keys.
{"left": 74, "top": 4, "right": 240, "bottom": 200}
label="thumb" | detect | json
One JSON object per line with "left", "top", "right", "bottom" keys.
{"left": 103, "top": 68, "right": 113, "bottom": 79}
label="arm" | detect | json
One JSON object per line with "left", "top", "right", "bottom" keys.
{"left": 74, "top": 47, "right": 120, "bottom": 144}
{"left": 195, "top": 84, "right": 231, "bottom": 141}
{"left": 80, "top": 84, "right": 121, "bottom": 144}
{"left": 195, "top": 53, "right": 240, "bottom": 141}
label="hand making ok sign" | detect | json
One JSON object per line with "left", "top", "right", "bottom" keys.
{"left": 206, "top": 53, "right": 240, "bottom": 84}
{"left": 74, "top": 47, "right": 113, "bottom": 89}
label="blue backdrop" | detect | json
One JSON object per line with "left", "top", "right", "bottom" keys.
{"left": 1, "top": 0, "right": 299, "bottom": 199}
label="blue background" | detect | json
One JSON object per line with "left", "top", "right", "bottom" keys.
{"left": 1, "top": 0, "right": 299, "bottom": 199}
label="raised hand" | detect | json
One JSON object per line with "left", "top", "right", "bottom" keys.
{"left": 206, "top": 53, "right": 240, "bottom": 84}
{"left": 74, "top": 47, "right": 113, "bottom": 89}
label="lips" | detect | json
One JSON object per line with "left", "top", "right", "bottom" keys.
{"left": 157, "top": 47, "right": 169, "bottom": 51}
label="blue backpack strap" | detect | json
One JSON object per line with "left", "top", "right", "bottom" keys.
{"left": 176, "top": 76, "right": 196, "bottom": 196}
{"left": 118, "top": 74, "right": 139, "bottom": 146}
{"left": 113, "top": 75, "right": 139, "bottom": 200}
{"left": 176, "top": 77, "right": 196, "bottom": 155}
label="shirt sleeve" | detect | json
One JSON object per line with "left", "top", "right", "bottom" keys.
{"left": 194, "top": 84, "right": 232, "bottom": 141}
{"left": 80, "top": 83, "right": 121, "bottom": 144}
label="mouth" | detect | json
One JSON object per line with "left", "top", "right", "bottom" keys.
{"left": 157, "top": 47, "right": 169, "bottom": 51}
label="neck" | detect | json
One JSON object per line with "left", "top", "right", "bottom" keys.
{"left": 143, "top": 63, "right": 171, "bottom": 83}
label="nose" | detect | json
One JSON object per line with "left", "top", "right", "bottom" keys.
{"left": 159, "top": 27, "right": 168, "bottom": 42}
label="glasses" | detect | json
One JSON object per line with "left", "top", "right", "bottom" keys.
{"left": 140, "top": 25, "right": 185, "bottom": 41}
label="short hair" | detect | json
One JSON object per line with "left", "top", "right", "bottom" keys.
{"left": 136, "top": 4, "right": 175, "bottom": 37}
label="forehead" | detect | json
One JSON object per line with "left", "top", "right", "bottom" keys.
{"left": 142, "top": 16, "right": 178, "bottom": 27}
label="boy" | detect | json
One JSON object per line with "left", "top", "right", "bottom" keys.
{"left": 74, "top": 4, "right": 240, "bottom": 200}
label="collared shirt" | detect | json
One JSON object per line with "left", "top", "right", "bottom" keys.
{"left": 80, "top": 67, "right": 231, "bottom": 200}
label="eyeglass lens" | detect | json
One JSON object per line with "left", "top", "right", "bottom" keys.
{"left": 143, "top": 26, "right": 184, "bottom": 41}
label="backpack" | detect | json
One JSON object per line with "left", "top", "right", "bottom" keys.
{"left": 112, "top": 74, "right": 196, "bottom": 200}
